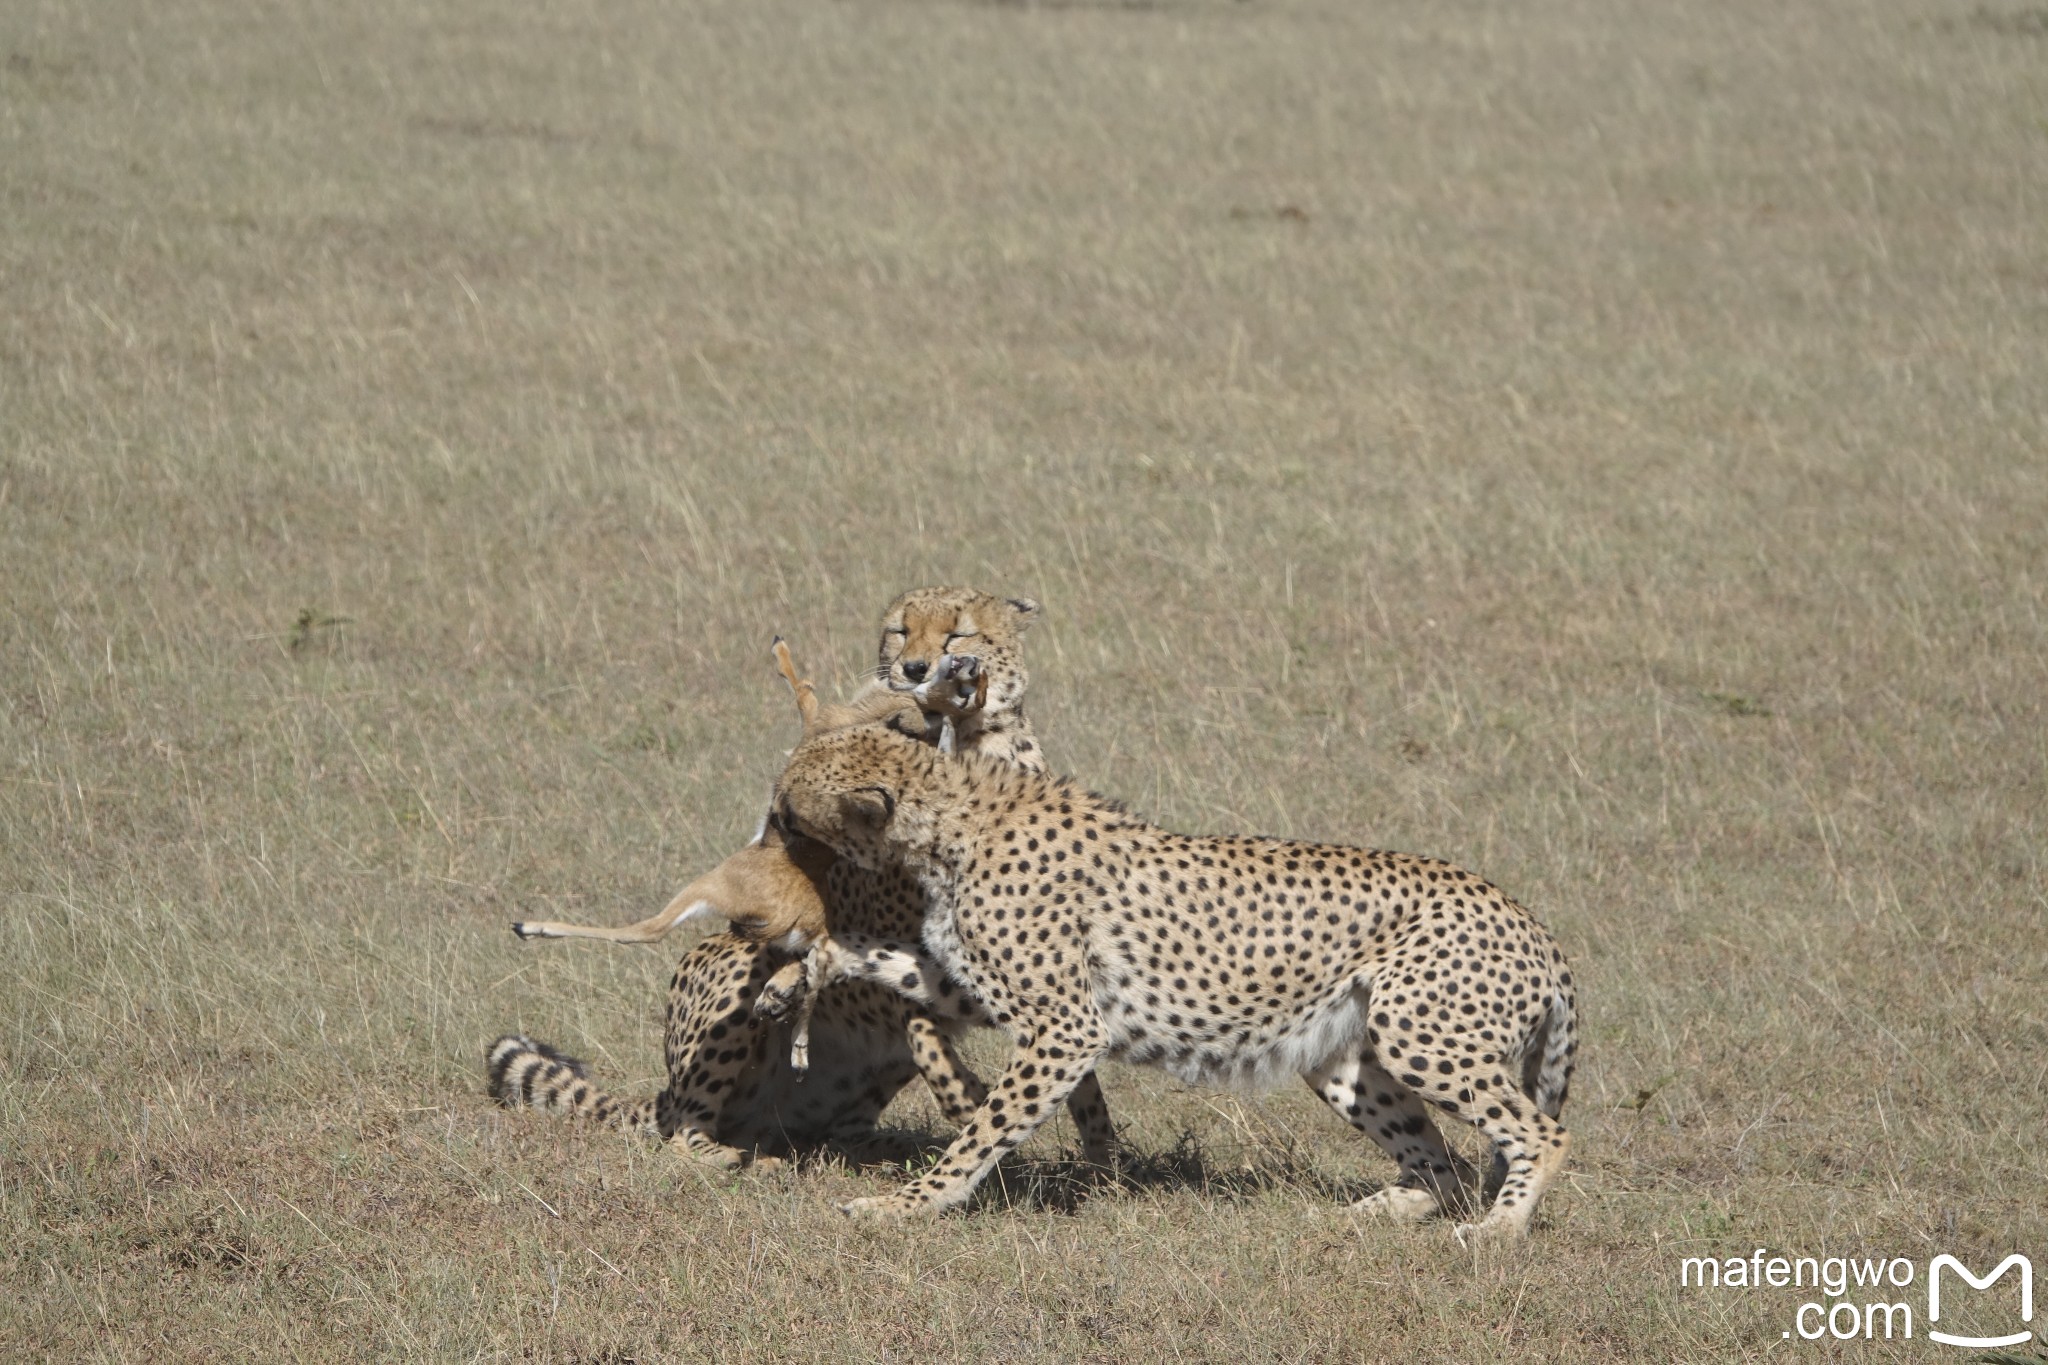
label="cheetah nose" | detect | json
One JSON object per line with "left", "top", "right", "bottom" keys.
{"left": 901, "top": 659, "right": 929, "bottom": 683}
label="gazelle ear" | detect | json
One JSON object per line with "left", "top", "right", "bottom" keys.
{"left": 843, "top": 785, "right": 896, "bottom": 830}
{"left": 1006, "top": 597, "right": 1041, "bottom": 632}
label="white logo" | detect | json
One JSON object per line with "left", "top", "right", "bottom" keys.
{"left": 1927, "top": 1254, "right": 2033, "bottom": 1350}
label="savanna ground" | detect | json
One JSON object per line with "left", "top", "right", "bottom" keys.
{"left": 4, "top": 0, "right": 2045, "bottom": 1358}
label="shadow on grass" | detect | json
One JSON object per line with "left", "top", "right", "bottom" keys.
{"left": 807, "top": 1125, "right": 1390, "bottom": 1215}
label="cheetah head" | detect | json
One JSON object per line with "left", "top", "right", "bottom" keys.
{"left": 877, "top": 587, "right": 1039, "bottom": 717}
{"left": 772, "top": 725, "right": 944, "bottom": 873}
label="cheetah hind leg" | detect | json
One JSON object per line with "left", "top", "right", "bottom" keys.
{"left": 1452, "top": 1118, "right": 1570, "bottom": 1247}
{"left": 1306, "top": 1055, "right": 1475, "bottom": 1224}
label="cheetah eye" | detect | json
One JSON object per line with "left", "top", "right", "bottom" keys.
{"left": 945, "top": 631, "right": 977, "bottom": 646}
{"left": 884, "top": 626, "right": 907, "bottom": 637}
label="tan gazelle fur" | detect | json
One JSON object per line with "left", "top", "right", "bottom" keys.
{"left": 508, "top": 639, "right": 981, "bottom": 949}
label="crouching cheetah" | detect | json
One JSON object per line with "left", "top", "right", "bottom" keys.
{"left": 770, "top": 726, "right": 1577, "bottom": 1241}
{"left": 487, "top": 588, "right": 1116, "bottom": 1170}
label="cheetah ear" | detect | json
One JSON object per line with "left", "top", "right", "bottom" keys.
{"left": 844, "top": 785, "right": 896, "bottom": 830}
{"left": 1006, "top": 597, "right": 1041, "bottom": 632}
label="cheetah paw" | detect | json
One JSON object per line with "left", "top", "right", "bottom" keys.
{"left": 1451, "top": 1219, "right": 1521, "bottom": 1248}
{"left": 1351, "top": 1186, "right": 1442, "bottom": 1225}
{"left": 836, "top": 1194, "right": 920, "bottom": 1222}
{"left": 672, "top": 1141, "right": 784, "bottom": 1173}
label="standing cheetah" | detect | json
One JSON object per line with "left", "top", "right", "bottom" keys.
{"left": 769, "top": 726, "right": 1577, "bottom": 1241}
{"left": 487, "top": 589, "right": 1116, "bottom": 1170}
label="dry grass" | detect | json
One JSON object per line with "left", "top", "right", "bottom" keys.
{"left": 4, "top": 0, "right": 2046, "bottom": 1358}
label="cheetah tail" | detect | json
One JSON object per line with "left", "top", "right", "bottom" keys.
{"left": 1529, "top": 990, "right": 1577, "bottom": 1120}
{"left": 484, "top": 1035, "right": 657, "bottom": 1134}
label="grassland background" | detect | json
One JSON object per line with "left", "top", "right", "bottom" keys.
{"left": 4, "top": 0, "right": 2045, "bottom": 1359}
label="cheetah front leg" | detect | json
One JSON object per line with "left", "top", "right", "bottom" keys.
{"left": 773, "top": 925, "right": 972, "bottom": 1076}
{"left": 761, "top": 937, "right": 1119, "bottom": 1169}
{"left": 751, "top": 944, "right": 988, "bottom": 1112}
{"left": 893, "top": 1004, "right": 1115, "bottom": 1166}
{"left": 795, "top": 933, "right": 1118, "bottom": 1167}
{"left": 901, "top": 1013, "right": 989, "bottom": 1127}
{"left": 839, "top": 1021, "right": 1107, "bottom": 1220}
{"left": 757, "top": 933, "right": 996, "bottom": 1028}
